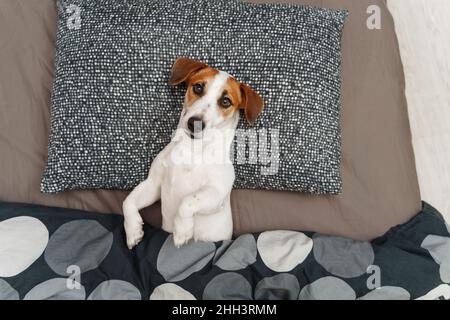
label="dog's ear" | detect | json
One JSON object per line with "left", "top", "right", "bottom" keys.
{"left": 169, "top": 58, "right": 208, "bottom": 86}
{"left": 240, "top": 83, "right": 264, "bottom": 125}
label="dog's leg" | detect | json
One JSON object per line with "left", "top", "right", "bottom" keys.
{"left": 173, "top": 187, "right": 224, "bottom": 247}
{"left": 123, "top": 178, "right": 161, "bottom": 249}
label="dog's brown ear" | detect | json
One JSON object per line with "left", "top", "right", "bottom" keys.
{"left": 169, "top": 58, "right": 208, "bottom": 86}
{"left": 240, "top": 83, "right": 264, "bottom": 125}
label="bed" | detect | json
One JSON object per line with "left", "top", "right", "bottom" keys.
{"left": 0, "top": 0, "right": 448, "bottom": 301}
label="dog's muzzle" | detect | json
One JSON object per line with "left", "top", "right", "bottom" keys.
{"left": 187, "top": 116, "right": 205, "bottom": 139}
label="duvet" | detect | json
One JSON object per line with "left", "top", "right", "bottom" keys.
{"left": 0, "top": 202, "right": 449, "bottom": 300}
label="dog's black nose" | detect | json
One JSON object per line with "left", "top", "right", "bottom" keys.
{"left": 187, "top": 116, "right": 205, "bottom": 134}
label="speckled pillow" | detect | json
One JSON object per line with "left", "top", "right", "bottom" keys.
{"left": 42, "top": 0, "right": 348, "bottom": 194}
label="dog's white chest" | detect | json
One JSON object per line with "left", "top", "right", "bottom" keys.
{"left": 163, "top": 142, "right": 206, "bottom": 185}
{"left": 165, "top": 164, "right": 206, "bottom": 192}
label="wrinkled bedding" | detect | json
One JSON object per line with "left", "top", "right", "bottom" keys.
{"left": 0, "top": 0, "right": 422, "bottom": 241}
{"left": 0, "top": 202, "right": 449, "bottom": 300}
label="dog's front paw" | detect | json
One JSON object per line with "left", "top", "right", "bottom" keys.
{"left": 173, "top": 216, "right": 194, "bottom": 248}
{"left": 124, "top": 215, "right": 144, "bottom": 250}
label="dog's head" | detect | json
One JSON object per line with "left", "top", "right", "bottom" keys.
{"left": 169, "top": 58, "right": 264, "bottom": 139}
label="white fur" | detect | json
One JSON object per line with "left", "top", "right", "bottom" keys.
{"left": 123, "top": 71, "right": 238, "bottom": 249}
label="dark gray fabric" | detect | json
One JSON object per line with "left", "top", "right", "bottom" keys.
{"left": 41, "top": 0, "right": 347, "bottom": 194}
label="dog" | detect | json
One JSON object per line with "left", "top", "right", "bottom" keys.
{"left": 123, "top": 58, "right": 264, "bottom": 249}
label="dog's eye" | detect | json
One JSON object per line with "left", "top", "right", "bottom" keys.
{"left": 193, "top": 83, "right": 204, "bottom": 95}
{"left": 220, "top": 97, "right": 232, "bottom": 109}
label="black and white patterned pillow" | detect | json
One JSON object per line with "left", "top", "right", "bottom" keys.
{"left": 42, "top": 0, "right": 348, "bottom": 194}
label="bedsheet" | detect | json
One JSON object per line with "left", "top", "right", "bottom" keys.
{"left": 0, "top": 202, "right": 449, "bottom": 300}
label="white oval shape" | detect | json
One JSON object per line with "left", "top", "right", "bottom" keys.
{"left": 0, "top": 216, "right": 49, "bottom": 277}
{"left": 24, "top": 278, "right": 85, "bottom": 300}
{"left": 88, "top": 280, "right": 141, "bottom": 300}
{"left": 257, "top": 230, "right": 313, "bottom": 272}
{"left": 416, "top": 284, "right": 450, "bottom": 300}
{"left": 150, "top": 283, "right": 196, "bottom": 300}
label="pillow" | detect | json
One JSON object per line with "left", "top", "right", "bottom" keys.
{"left": 0, "top": 0, "right": 422, "bottom": 241}
{"left": 40, "top": 0, "right": 348, "bottom": 194}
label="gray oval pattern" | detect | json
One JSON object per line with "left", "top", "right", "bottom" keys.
{"left": 0, "top": 279, "right": 19, "bottom": 300}
{"left": 213, "top": 235, "right": 257, "bottom": 271}
{"left": 44, "top": 220, "right": 113, "bottom": 276}
{"left": 150, "top": 283, "right": 196, "bottom": 300}
{"left": 213, "top": 240, "right": 233, "bottom": 264}
{"left": 157, "top": 235, "right": 216, "bottom": 282}
{"left": 88, "top": 280, "right": 141, "bottom": 300}
{"left": 358, "top": 286, "right": 410, "bottom": 300}
{"left": 299, "top": 277, "right": 356, "bottom": 300}
{"left": 254, "top": 274, "right": 300, "bottom": 300}
{"left": 313, "top": 234, "right": 375, "bottom": 278}
{"left": 203, "top": 272, "right": 253, "bottom": 300}
{"left": 421, "top": 235, "right": 450, "bottom": 283}
{"left": 24, "top": 278, "right": 86, "bottom": 300}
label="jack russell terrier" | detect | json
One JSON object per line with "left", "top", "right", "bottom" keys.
{"left": 123, "top": 58, "right": 264, "bottom": 249}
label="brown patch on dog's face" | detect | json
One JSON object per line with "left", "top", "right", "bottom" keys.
{"left": 184, "top": 68, "right": 219, "bottom": 108}
{"left": 187, "top": 73, "right": 244, "bottom": 120}
{"left": 170, "top": 58, "right": 264, "bottom": 127}
{"left": 239, "top": 83, "right": 264, "bottom": 125}
{"left": 169, "top": 58, "right": 208, "bottom": 86}
{"left": 217, "top": 77, "right": 243, "bottom": 118}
